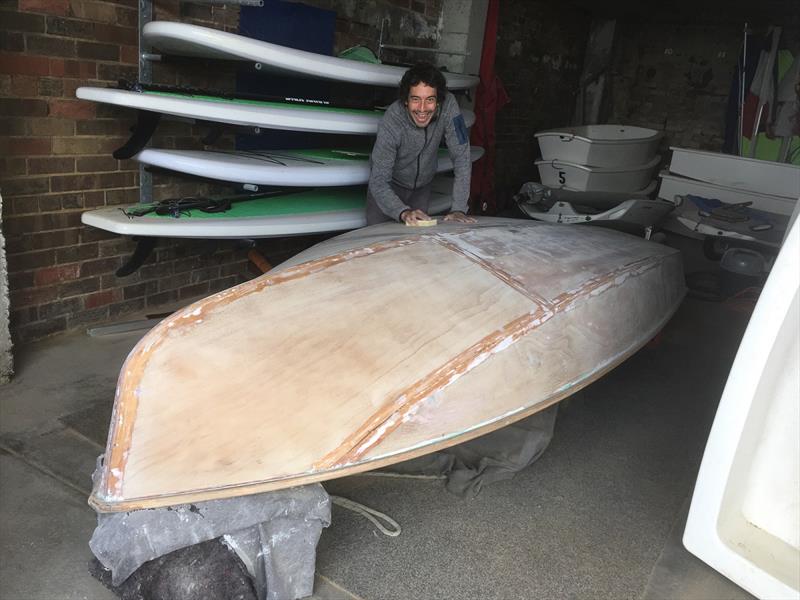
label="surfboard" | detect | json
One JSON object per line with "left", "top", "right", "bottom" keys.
{"left": 80, "top": 187, "right": 454, "bottom": 238}
{"left": 76, "top": 87, "right": 477, "bottom": 136}
{"left": 143, "top": 21, "right": 480, "bottom": 90}
{"left": 135, "top": 146, "right": 485, "bottom": 187}
{"left": 88, "top": 218, "right": 685, "bottom": 511}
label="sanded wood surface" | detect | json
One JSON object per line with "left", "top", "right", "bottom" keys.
{"left": 91, "top": 218, "right": 685, "bottom": 512}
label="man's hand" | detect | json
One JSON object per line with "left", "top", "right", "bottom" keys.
{"left": 400, "top": 209, "right": 432, "bottom": 225}
{"left": 443, "top": 211, "right": 477, "bottom": 224}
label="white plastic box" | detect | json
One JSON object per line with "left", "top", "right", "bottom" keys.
{"left": 658, "top": 172, "right": 798, "bottom": 217}
{"left": 535, "top": 125, "right": 662, "bottom": 168}
{"left": 669, "top": 147, "right": 800, "bottom": 199}
{"left": 535, "top": 156, "right": 660, "bottom": 193}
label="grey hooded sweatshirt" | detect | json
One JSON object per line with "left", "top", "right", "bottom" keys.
{"left": 367, "top": 91, "right": 472, "bottom": 222}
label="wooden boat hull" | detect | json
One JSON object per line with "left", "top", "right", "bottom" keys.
{"left": 91, "top": 218, "right": 685, "bottom": 512}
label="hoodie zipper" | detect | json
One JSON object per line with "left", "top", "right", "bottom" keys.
{"left": 413, "top": 126, "right": 428, "bottom": 191}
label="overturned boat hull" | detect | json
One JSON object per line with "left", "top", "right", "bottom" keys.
{"left": 92, "top": 218, "right": 685, "bottom": 512}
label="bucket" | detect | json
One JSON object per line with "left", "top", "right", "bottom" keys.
{"left": 720, "top": 248, "right": 765, "bottom": 297}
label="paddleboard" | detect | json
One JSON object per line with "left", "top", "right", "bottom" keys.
{"left": 89, "top": 218, "right": 685, "bottom": 511}
{"left": 80, "top": 186, "right": 454, "bottom": 238}
{"left": 76, "top": 87, "right": 476, "bottom": 136}
{"left": 135, "top": 146, "right": 485, "bottom": 187}
{"left": 143, "top": 21, "right": 479, "bottom": 90}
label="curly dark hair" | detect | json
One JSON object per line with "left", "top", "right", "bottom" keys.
{"left": 398, "top": 62, "right": 447, "bottom": 105}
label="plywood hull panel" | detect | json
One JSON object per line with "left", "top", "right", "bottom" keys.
{"left": 91, "top": 219, "right": 685, "bottom": 512}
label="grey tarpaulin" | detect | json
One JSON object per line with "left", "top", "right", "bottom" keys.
{"left": 89, "top": 480, "right": 330, "bottom": 600}
{"left": 383, "top": 407, "right": 558, "bottom": 496}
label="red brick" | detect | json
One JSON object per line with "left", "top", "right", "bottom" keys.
{"left": 0, "top": 98, "right": 48, "bottom": 117}
{"left": 9, "top": 284, "right": 59, "bottom": 308}
{"left": 37, "top": 297, "right": 83, "bottom": 321}
{"left": 48, "top": 98, "right": 95, "bottom": 119}
{"left": 81, "top": 190, "right": 105, "bottom": 207}
{"left": 0, "top": 137, "right": 52, "bottom": 156}
{"left": 28, "top": 117, "right": 74, "bottom": 136}
{"left": 75, "top": 119, "right": 131, "bottom": 136}
{"left": 80, "top": 225, "right": 117, "bottom": 243}
{"left": 61, "top": 77, "right": 81, "bottom": 98}
{"left": 0, "top": 52, "right": 50, "bottom": 75}
{"left": 37, "top": 76, "right": 63, "bottom": 96}
{"left": 52, "top": 136, "right": 121, "bottom": 155}
{"left": 76, "top": 155, "right": 117, "bottom": 172}
{"left": 4, "top": 196, "right": 39, "bottom": 216}
{"left": 49, "top": 58, "right": 95, "bottom": 78}
{"left": 119, "top": 44, "right": 138, "bottom": 65}
{"left": 26, "top": 33, "right": 75, "bottom": 56}
{"left": 115, "top": 7, "right": 137, "bottom": 28}
{"left": 0, "top": 31, "right": 24, "bottom": 52}
{"left": 109, "top": 297, "right": 145, "bottom": 318}
{"left": 0, "top": 176, "right": 50, "bottom": 196}
{"left": 9, "top": 74, "right": 38, "bottom": 96}
{"left": 0, "top": 118, "right": 25, "bottom": 136}
{"left": 0, "top": 157, "right": 26, "bottom": 178}
{"left": 93, "top": 23, "right": 136, "bottom": 46}
{"left": 0, "top": 10, "right": 46, "bottom": 33}
{"left": 120, "top": 281, "right": 152, "bottom": 299}
{"left": 69, "top": 0, "right": 117, "bottom": 22}
{"left": 76, "top": 41, "right": 118, "bottom": 61}
{"left": 44, "top": 15, "right": 93, "bottom": 38}
{"left": 65, "top": 306, "right": 109, "bottom": 329}
{"left": 105, "top": 187, "right": 138, "bottom": 205}
{"left": 51, "top": 171, "right": 135, "bottom": 193}
{"left": 27, "top": 156, "right": 74, "bottom": 175}
{"left": 96, "top": 62, "right": 136, "bottom": 82}
{"left": 97, "top": 237, "right": 133, "bottom": 257}
{"left": 56, "top": 242, "right": 98, "bottom": 263}
{"left": 60, "top": 276, "right": 100, "bottom": 297}
{"left": 19, "top": 228, "right": 81, "bottom": 251}
{"left": 33, "top": 263, "right": 80, "bottom": 286}
{"left": 84, "top": 289, "right": 118, "bottom": 309}
{"left": 10, "top": 307, "right": 39, "bottom": 329}
{"left": 15, "top": 317, "right": 68, "bottom": 342}
{"left": 80, "top": 256, "right": 121, "bottom": 277}
{"left": 145, "top": 289, "right": 178, "bottom": 308}
{"left": 20, "top": 0, "right": 69, "bottom": 14}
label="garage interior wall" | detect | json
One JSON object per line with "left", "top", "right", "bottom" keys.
{"left": 1, "top": 0, "right": 798, "bottom": 345}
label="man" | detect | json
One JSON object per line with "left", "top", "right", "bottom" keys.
{"left": 366, "top": 62, "right": 477, "bottom": 226}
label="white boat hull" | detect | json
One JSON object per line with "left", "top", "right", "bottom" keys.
{"left": 669, "top": 147, "right": 800, "bottom": 199}
{"left": 658, "top": 172, "right": 798, "bottom": 217}
{"left": 536, "top": 156, "right": 661, "bottom": 193}
{"left": 684, "top": 217, "right": 800, "bottom": 599}
{"left": 535, "top": 125, "right": 662, "bottom": 168}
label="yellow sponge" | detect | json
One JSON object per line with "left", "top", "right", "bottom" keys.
{"left": 406, "top": 218, "right": 438, "bottom": 227}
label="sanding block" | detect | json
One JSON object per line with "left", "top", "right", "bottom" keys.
{"left": 406, "top": 218, "right": 438, "bottom": 227}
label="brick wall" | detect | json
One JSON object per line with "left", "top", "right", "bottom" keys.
{"left": 1, "top": 0, "right": 445, "bottom": 344}
{"left": 0, "top": 0, "right": 253, "bottom": 343}
{"left": 493, "top": 0, "right": 591, "bottom": 210}
{"left": 608, "top": 18, "right": 800, "bottom": 153}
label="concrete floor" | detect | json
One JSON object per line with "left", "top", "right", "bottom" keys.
{"left": 0, "top": 290, "right": 758, "bottom": 599}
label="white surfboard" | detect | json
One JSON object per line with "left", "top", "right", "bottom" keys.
{"left": 135, "top": 146, "right": 485, "bottom": 187}
{"left": 80, "top": 186, "right": 454, "bottom": 239}
{"left": 76, "top": 87, "right": 476, "bottom": 136}
{"left": 143, "top": 21, "right": 479, "bottom": 90}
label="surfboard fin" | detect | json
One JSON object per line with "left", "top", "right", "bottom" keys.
{"left": 113, "top": 110, "right": 162, "bottom": 160}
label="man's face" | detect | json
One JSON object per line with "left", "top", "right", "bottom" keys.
{"left": 406, "top": 82, "right": 437, "bottom": 128}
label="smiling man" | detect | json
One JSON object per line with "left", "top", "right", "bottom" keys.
{"left": 366, "top": 62, "right": 477, "bottom": 226}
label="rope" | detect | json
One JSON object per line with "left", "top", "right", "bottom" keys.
{"left": 330, "top": 496, "right": 402, "bottom": 537}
